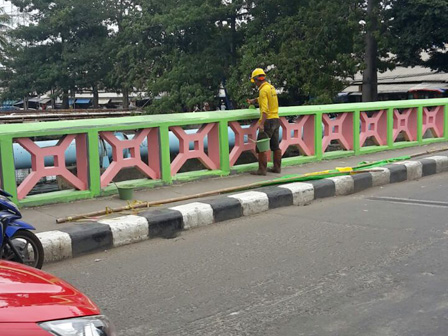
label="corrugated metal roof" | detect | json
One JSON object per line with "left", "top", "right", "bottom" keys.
{"left": 376, "top": 83, "right": 421, "bottom": 93}
{"left": 349, "top": 66, "right": 447, "bottom": 84}
{"left": 343, "top": 82, "right": 448, "bottom": 94}
{"left": 343, "top": 83, "right": 414, "bottom": 93}
{"left": 342, "top": 85, "right": 360, "bottom": 93}
{"left": 409, "top": 83, "right": 448, "bottom": 92}
{"left": 344, "top": 65, "right": 448, "bottom": 94}
{"left": 98, "top": 98, "right": 111, "bottom": 105}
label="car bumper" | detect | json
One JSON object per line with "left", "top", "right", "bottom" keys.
{"left": 0, "top": 323, "right": 50, "bottom": 336}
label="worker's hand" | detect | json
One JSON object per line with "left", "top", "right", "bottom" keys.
{"left": 258, "top": 124, "right": 265, "bottom": 132}
{"left": 246, "top": 98, "right": 256, "bottom": 105}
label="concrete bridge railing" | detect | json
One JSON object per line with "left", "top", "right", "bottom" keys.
{"left": 1, "top": 98, "right": 447, "bottom": 207}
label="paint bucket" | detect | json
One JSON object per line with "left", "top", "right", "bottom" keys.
{"left": 256, "top": 138, "right": 270, "bottom": 152}
{"left": 117, "top": 186, "right": 134, "bottom": 200}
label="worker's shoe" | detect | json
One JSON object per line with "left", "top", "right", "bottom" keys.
{"left": 268, "top": 149, "right": 282, "bottom": 174}
{"left": 250, "top": 152, "right": 268, "bottom": 176}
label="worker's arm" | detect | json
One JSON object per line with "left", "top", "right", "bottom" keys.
{"left": 246, "top": 98, "right": 258, "bottom": 105}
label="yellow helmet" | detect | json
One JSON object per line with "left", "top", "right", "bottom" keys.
{"left": 250, "top": 68, "right": 266, "bottom": 83}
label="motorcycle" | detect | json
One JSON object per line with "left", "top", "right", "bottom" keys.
{"left": 0, "top": 189, "right": 44, "bottom": 269}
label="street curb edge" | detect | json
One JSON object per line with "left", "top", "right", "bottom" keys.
{"left": 36, "top": 155, "right": 448, "bottom": 263}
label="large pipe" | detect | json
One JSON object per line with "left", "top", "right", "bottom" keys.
{"left": 13, "top": 127, "right": 259, "bottom": 169}
{"left": 12, "top": 122, "right": 333, "bottom": 170}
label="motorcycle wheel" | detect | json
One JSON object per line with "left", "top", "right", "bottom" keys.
{"left": 3, "top": 230, "right": 44, "bottom": 269}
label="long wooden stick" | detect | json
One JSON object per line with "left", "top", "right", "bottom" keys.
{"left": 56, "top": 146, "right": 448, "bottom": 224}
{"left": 409, "top": 146, "right": 448, "bottom": 159}
{"left": 56, "top": 169, "right": 382, "bottom": 224}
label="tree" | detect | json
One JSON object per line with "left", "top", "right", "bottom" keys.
{"left": 5, "top": 0, "right": 112, "bottom": 107}
{"left": 103, "top": 0, "right": 142, "bottom": 108}
{"left": 388, "top": 0, "right": 448, "bottom": 72}
{"left": 7, "top": 0, "right": 436, "bottom": 113}
{"left": 227, "top": 0, "right": 361, "bottom": 106}
{"left": 0, "top": 8, "right": 10, "bottom": 62}
{"left": 362, "top": 0, "right": 379, "bottom": 102}
{"left": 1, "top": 43, "right": 57, "bottom": 105}
{"left": 122, "top": 0, "right": 249, "bottom": 113}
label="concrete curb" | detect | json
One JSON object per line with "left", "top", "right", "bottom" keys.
{"left": 36, "top": 155, "right": 448, "bottom": 263}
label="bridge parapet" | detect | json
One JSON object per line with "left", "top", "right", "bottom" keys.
{"left": 0, "top": 98, "right": 447, "bottom": 206}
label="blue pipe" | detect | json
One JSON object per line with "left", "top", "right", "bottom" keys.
{"left": 13, "top": 125, "right": 316, "bottom": 170}
{"left": 12, "top": 128, "right": 247, "bottom": 169}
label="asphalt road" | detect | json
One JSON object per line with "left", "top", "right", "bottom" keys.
{"left": 45, "top": 173, "right": 448, "bottom": 336}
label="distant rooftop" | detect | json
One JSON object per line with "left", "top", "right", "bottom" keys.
{"left": 344, "top": 65, "right": 448, "bottom": 94}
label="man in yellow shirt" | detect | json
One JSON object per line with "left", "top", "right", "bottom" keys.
{"left": 247, "top": 68, "right": 282, "bottom": 175}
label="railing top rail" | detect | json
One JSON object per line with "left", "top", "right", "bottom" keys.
{"left": 279, "top": 97, "right": 448, "bottom": 114}
{"left": 0, "top": 98, "right": 447, "bottom": 137}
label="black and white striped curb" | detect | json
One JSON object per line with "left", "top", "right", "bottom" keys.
{"left": 37, "top": 155, "right": 448, "bottom": 263}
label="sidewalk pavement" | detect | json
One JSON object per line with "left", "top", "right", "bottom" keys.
{"left": 23, "top": 142, "right": 448, "bottom": 263}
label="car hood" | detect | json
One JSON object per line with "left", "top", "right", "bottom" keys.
{"left": 0, "top": 260, "right": 99, "bottom": 323}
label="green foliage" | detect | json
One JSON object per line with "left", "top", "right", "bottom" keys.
{"left": 131, "top": 0, "right": 247, "bottom": 113}
{"left": 0, "top": 9, "right": 10, "bottom": 62}
{"left": 103, "top": 1, "right": 144, "bottom": 92}
{"left": 1, "top": 0, "right": 446, "bottom": 109}
{"left": 1, "top": 43, "right": 57, "bottom": 98}
{"left": 228, "top": 0, "right": 361, "bottom": 106}
{"left": 388, "top": 0, "right": 448, "bottom": 72}
{"left": 2, "top": 0, "right": 113, "bottom": 100}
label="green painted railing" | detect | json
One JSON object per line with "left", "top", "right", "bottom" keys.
{"left": 0, "top": 98, "right": 447, "bottom": 207}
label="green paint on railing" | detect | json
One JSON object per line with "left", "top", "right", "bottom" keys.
{"left": 445, "top": 104, "right": 448, "bottom": 140}
{"left": 353, "top": 109, "right": 361, "bottom": 155}
{"left": 19, "top": 190, "right": 93, "bottom": 207}
{"left": 387, "top": 107, "right": 394, "bottom": 148}
{"left": 417, "top": 105, "right": 423, "bottom": 143}
{"left": 314, "top": 112, "right": 323, "bottom": 159}
{"left": 1, "top": 98, "right": 448, "bottom": 137}
{"left": 172, "top": 170, "right": 228, "bottom": 182}
{"left": 0, "top": 137, "right": 18, "bottom": 203}
{"left": 359, "top": 145, "right": 389, "bottom": 155}
{"left": 218, "top": 120, "right": 231, "bottom": 173}
{"left": 159, "top": 125, "right": 172, "bottom": 184}
{"left": 88, "top": 130, "right": 101, "bottom": 196}
{"left": 393, "top": 141, "right": 419, "bottom": 149}
{"left": 422, "top": 137, "right": 446, "bottom": 145}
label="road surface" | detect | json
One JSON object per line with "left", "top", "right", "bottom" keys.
{"left": 45, "top": 173, "right": 448, "bottom": 335}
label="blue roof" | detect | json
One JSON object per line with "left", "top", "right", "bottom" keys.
{"left": 1, "top": 100, "right": 18, "bottom": 106}
{"left": 76, "top": 99, "right": 91, "bottom": 104}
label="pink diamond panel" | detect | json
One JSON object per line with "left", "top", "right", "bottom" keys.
{"left": 393, "top": 108, "right": 418, "bottom": 142}
{"left": 422, "top": 106, "right": 444, "bottom": 138}
{"left": 279, "top": 116, "right": 315, "bottom": 156}
{"left": 100, "top": 129, "right": 160, "bottom": 188}
{"left": 228, "top": 121, "right": 259, "bottom": 167}
{"left": 15, "top": 134, "right": 88, "bottom": 200}
{"left": 359, "top": 110, "right": 388, "bottom": 147}
{"left": 170, "top": 123, "right": 220, "bottom": 175}
{"left": 322, "top": 113, "right": 354, "bottom": 152}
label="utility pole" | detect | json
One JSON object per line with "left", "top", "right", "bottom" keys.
{"left": 362, "top": 0, "right": 379, "bottom": 102}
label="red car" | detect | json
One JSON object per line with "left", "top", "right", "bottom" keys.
{"left": 0, "top": 260, "right": 116, "bottom": 336}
